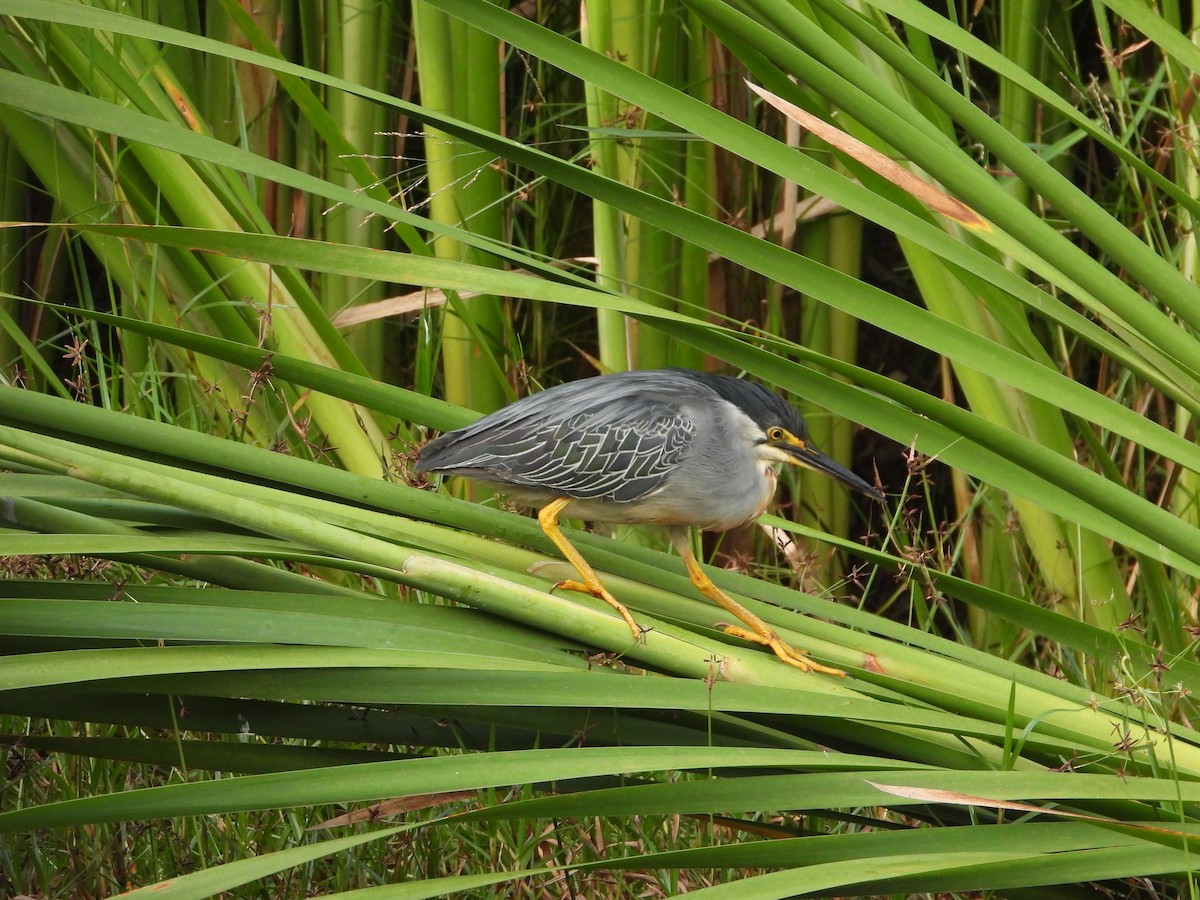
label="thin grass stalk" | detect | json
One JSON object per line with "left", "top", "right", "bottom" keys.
{"left": 0, "top": 114, "right": 257, "bottom": 434}
{"left": 2, "top": 16, "right": 392, "bottom": 472}
{"left": 904, "top": 239, "right": 1132, "bottom": 629}
{"left": 963, "top": 489, "right": 1027, "bottom": 656}
{"left": 809, "top": 0, "right": 1200, "bottom": 357}
{"left": 0, "top": 306, "right": 65, "bottom": 399}
{"left": 747, "top": 2, "right": 1135, "bottom": 627}
{"left": 796, "top": 209, "right": 861, "bottom": 582}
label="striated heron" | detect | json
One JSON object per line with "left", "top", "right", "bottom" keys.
{"left": 415, "top": 368, "right": 883, "bottom": 676}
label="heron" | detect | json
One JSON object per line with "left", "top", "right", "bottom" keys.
{"left": 415, "top": 368, "right": 883, "bottom": 675}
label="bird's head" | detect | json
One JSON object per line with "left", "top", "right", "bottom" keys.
{"left": 707, "top": 376, "right": 885, "bottom": 502}
{"left": 757, "top": 417, "right": 884, "bottom": 502}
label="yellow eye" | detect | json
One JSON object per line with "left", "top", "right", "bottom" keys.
{"left": 767, "top": 426, "right": 786, "bottom": 442}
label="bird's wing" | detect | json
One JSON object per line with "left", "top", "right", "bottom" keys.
{"left": 418, "top": 389, "right": 699, "bottom": 503}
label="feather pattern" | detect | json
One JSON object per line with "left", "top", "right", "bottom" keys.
{"left": 416, "top": 373, "right": 705, "bottom": 503}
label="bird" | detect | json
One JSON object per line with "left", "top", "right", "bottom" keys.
{"left": 415, "top": 368, "right": 883, "bottom": 676}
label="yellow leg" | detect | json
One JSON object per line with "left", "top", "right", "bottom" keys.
{"left": 673, "top": 534, "right": 845, "bottom": 677}
{"left": 537, "top": 497, "right": 645, "bottom": 639}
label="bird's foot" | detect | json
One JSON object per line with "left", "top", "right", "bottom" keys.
{"left": 722, "top": 624, "right": 845, "bottom": 677}
{"left": 552, "top": 579, "right": 648, "bottom": 642}
{"left": 551, "top": 578, "right": 602, "bottom": 598}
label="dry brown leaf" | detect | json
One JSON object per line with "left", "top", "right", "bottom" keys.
{"left": 332, "top": 289, "right": 451, "bottom": 328}
{"left": 867, "top": 780, "right": 1197, "bottom": 838}
{"left": 867, "top": 781, "right": 1089, "bottom": 817}
{"left": 308, "top": 790, "right": 477, "bottom": 830}
{"left": 747, "top": 81, "right": 988, "bottom": 230}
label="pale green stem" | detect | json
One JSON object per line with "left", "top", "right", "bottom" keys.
{"left": 322, "top": 0, "right": 388, "bottom": 376}
{"left": 582, "top": 0, "right": 633, "bottom": 370}
{"left": 0, "top": 126, "right": 23, "bottom": 373}
{"left": 412, "top": 0, "right": 509, "bottom": 413}
{"left": 675, "top": 6, "right": 711, "bottom": 372}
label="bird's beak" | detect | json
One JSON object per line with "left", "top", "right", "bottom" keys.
{"left": 782, "top": 439, "right": 885, "bottom": 501}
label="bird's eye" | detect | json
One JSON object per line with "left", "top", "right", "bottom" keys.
{"left": 767, "top": 426, "right": 786, "bottom": 442}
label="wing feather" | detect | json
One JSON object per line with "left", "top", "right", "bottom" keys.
{"left": 416, "top": 377, "right": 702, "bottom": 504}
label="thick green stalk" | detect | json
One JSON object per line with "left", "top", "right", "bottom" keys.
{"left": 675, "top": 5, "right": 711, "bottom": 372}
{"left": 631, "top": 0, "right": 684, "bottom": 369}
{"left": 583, "top": 0, "right": 633, "bottom": 370}
{"left": 126, "top": 141, "right": 391, "bottom": 475}
{"left": 1, "top": 422, "right": 1170, "bottom": 772}
{"left": 1167, "top": 9, "right": 1200, "bottom": 631}
{"left": 1, "top": 494, "right": 343, "bottom": 594}
{"left": 582, "top": 0, "right": 693, "bottom": 371}
{"left": 412, "top": 0, "right": 509, "bottom": 413}
{"left": 997, "top": 0, "right": 1048, "bottom": 210}
{"left": 323, "top": 0, "right": 387, "bottom": 376}
{"left": 0, "top": 424, "right": 853, "bottom": 691}
{"left": 1, "top": 383, "right": 1193, "bottom": 753}
{"left": 0, "top": 125, "right": 22, "bottom": 373}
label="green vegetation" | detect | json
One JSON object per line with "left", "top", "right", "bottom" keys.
{"left": 2, "top": 0, "right": 1200, "bottom": 895}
